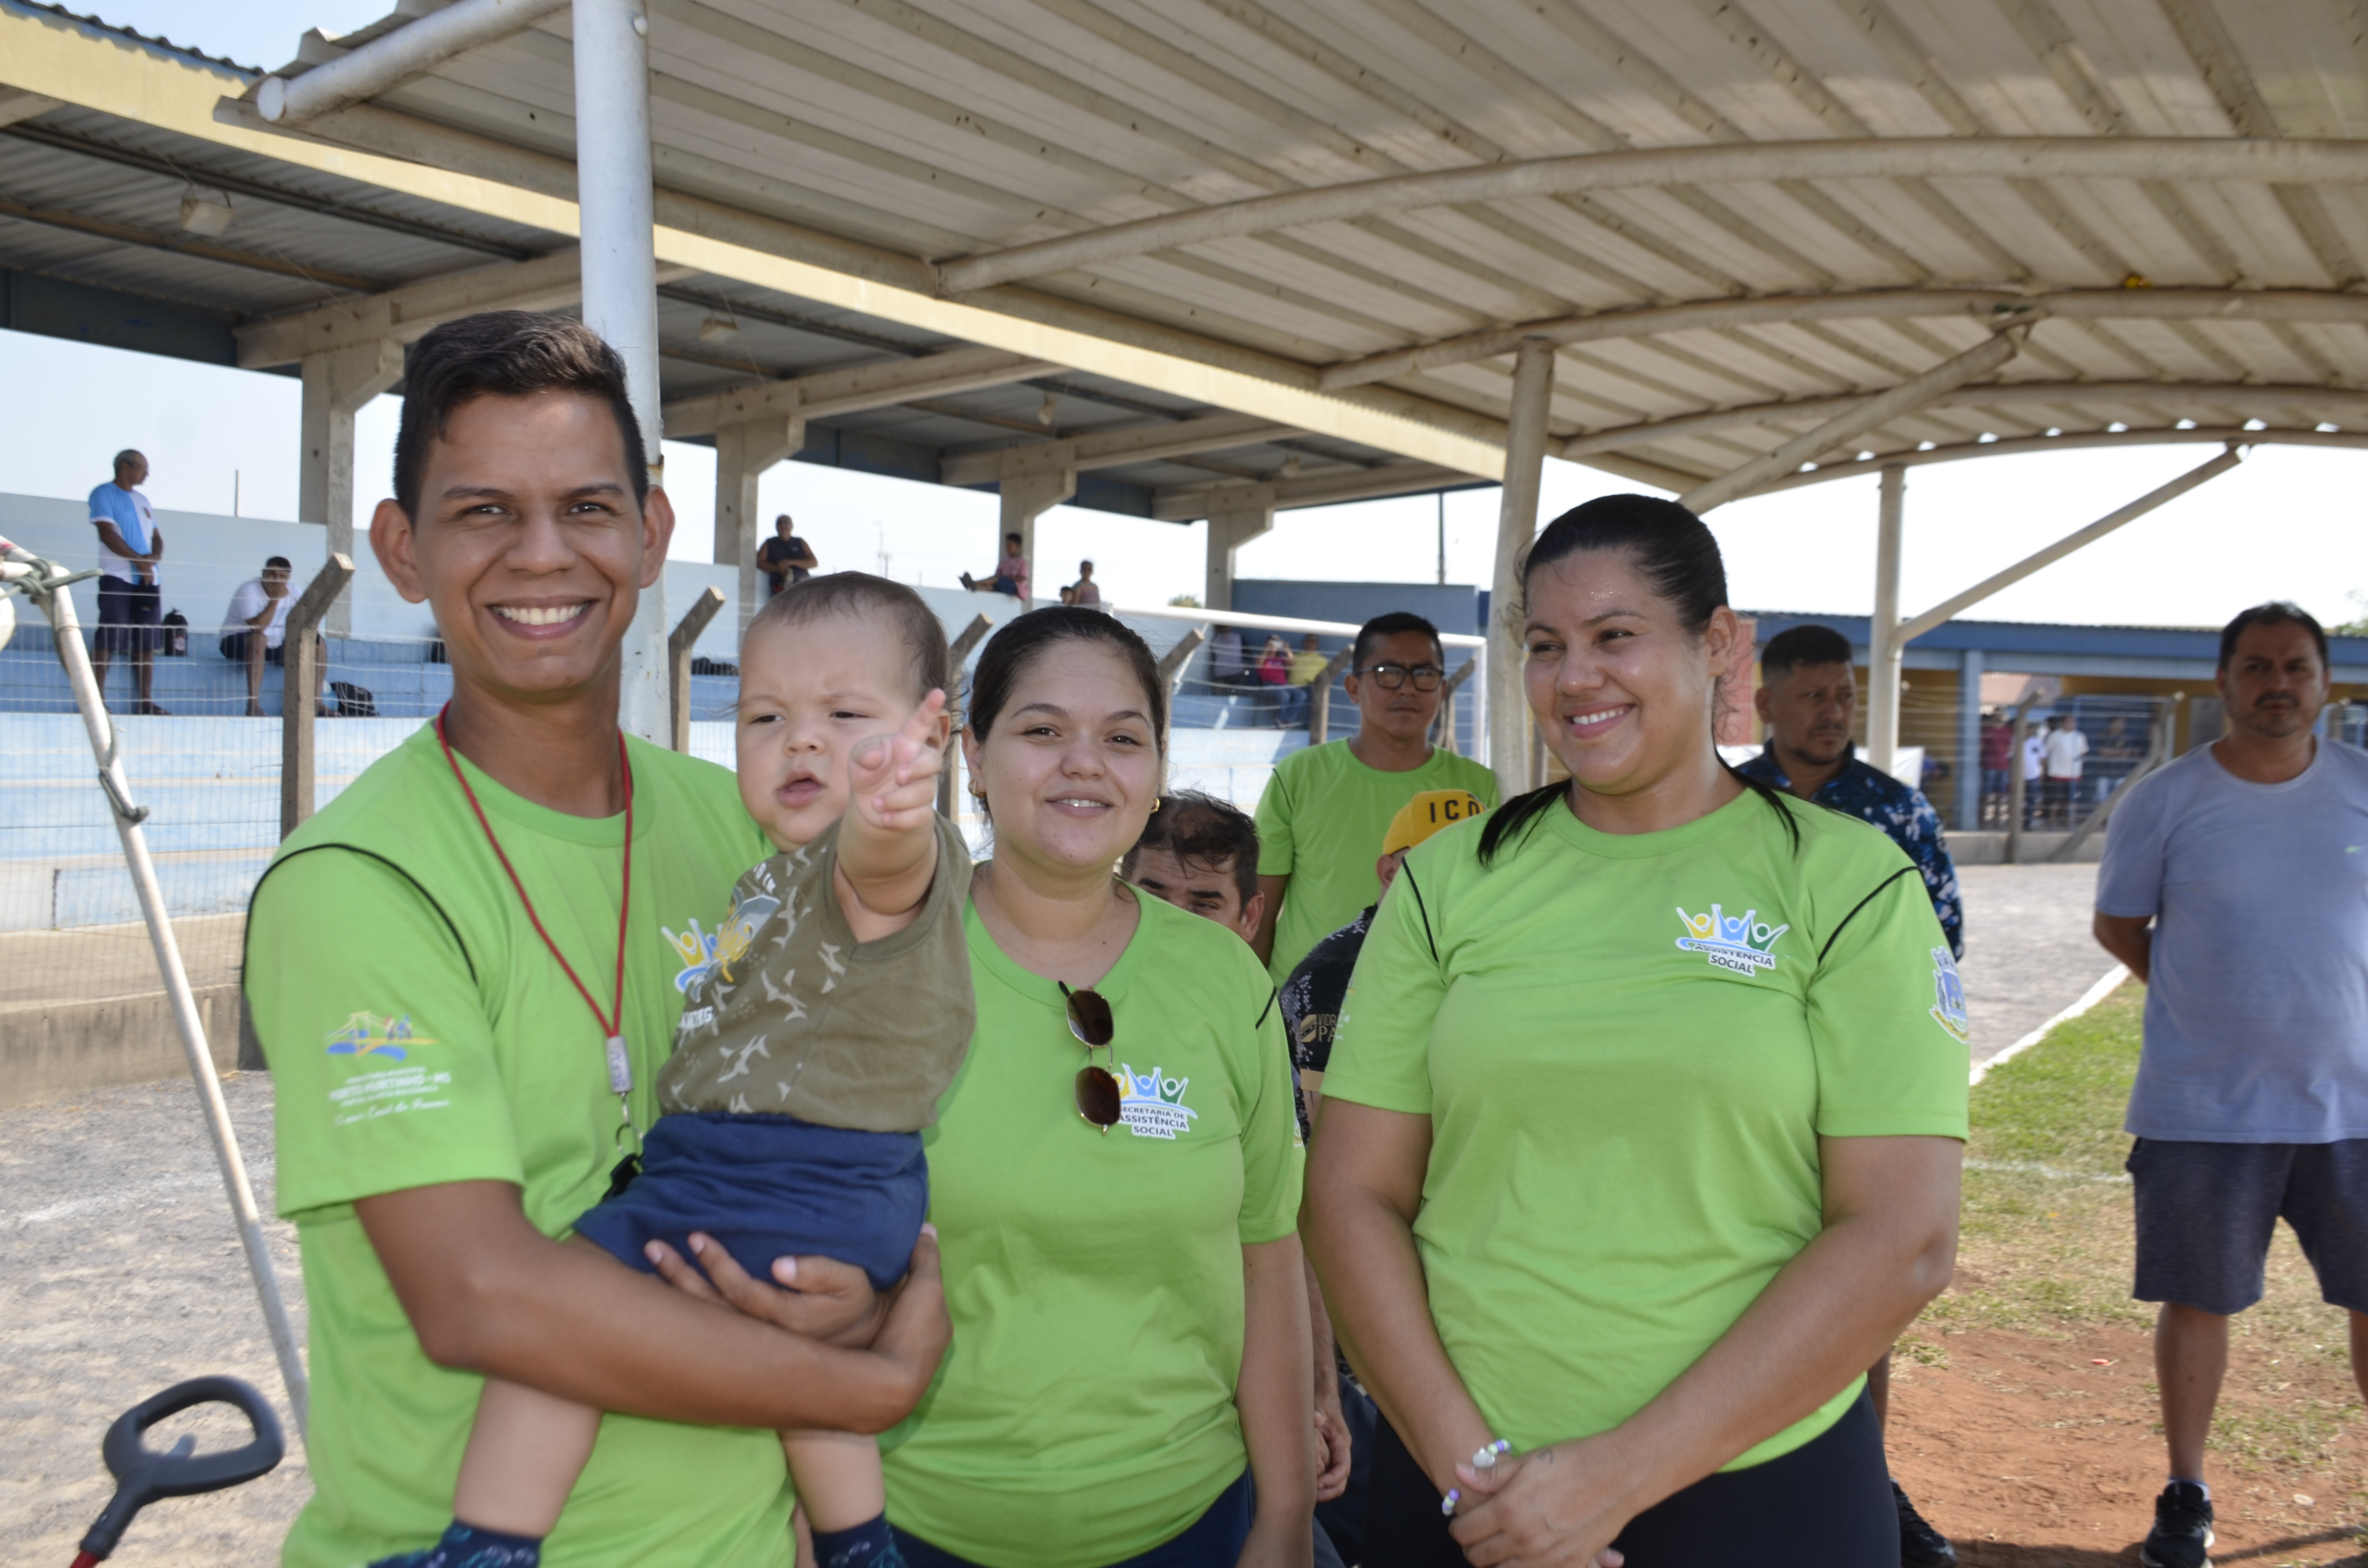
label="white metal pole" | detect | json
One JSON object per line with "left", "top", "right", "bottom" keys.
{"left": 37, "top": 577, "right": 310, "bottom": 1436}
{"left": 574, "top": 0, "right": 669, "bottom": 744}
{"left": 1866, "top": 463, "right": 1906, "bottom": 779}
{"left": 1489, "top": 338, "right": 1554, "bottom": 799}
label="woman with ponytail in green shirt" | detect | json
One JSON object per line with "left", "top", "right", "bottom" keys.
{"left": 1305, "top": 497, "right": 1968, "bottom": 1568}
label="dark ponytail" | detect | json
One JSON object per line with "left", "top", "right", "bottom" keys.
{"left": 1476, "top": 494, "right": 1799, "bottom": 866}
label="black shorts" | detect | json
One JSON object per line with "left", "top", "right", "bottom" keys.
{"left": 95, "top": 577, "right": 159, "bottom": 654}
{"left": 2129, "top": 1137, "right": 2368, "bottom": 1314}
{"left": 1365, "top": 1392, "right": 1894, "bottom": 1568}
{"left": 220, "top": 632, "right": 284, "bottom": 665}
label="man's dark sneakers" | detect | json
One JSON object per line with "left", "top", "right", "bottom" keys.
{"left": 2141, "top": 1481, "right": 2215, "bottom": 1568}
{"left": 1894, "top": 1479, "right": 1957, "bottom": 1566}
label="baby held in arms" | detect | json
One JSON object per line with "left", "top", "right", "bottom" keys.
{"left": 380, "top": 573, "right": 976, "bottom": 1568}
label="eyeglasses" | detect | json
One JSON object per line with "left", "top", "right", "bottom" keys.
{"left": 1060, "top": 982, "right": 1121, "bottom": 1133}
{"left": 1360, "top": 662, "right": 1445, "bottom": 692}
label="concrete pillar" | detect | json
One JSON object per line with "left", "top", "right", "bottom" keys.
{"left": 1488, "top": 337, "right": 1555, "bottom": 799}
{"left": 575, "top": 0, "right": 667, "bottom": 743}
{"left": 998, "top": 467, "right": 1075, "bottom": 597}
{"left": 1204, "top": 502, "right": 1275, "bottom": 612}
{"left": 1865, "top": 463, "right": 1906, "bottom": 779}
{"left": 299, "top": 339, "right": 403, "bottom": 636}
{"left": 714, "top": 416, "right": 804, "bottom": 636}
{"left": 1956, "top": 646, "right": 1984, "bottom": 831}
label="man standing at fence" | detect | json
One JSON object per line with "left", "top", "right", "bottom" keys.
{"left": 2043, "top": 712, "right": 2090, "bottom": 826}
{"left": 88, "top": 448, "right": 166, "bottom": 714}
{"left": 242, "top": 311, "right": 946, "bottom": 1568}
{"left": 1252, "top": 611, "right": 1496, "bottom": 983}
{"left": 1737, "top": 621, "right": 1962, "bottom": 1567}
{"left": 2093, "top": 601, "right": 2368, "bottom": 1568}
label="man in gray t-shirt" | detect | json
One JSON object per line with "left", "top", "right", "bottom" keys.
{"left": 2094, "top": 601, "right": 2368, "bottom": 1568}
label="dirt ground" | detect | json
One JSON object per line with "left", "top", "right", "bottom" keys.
{"left": 1888, "top": 1313, "right": 2366, "bottom": 1567}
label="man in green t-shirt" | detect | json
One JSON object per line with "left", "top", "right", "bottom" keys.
{"left": 243, "top": 311, "right": 948, "bottom": 1568}
{"left": 1252, "top": 612, "right": 1497, "bottom": 984}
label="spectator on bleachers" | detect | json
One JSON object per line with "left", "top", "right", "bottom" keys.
{"left": 1257, "top": 634, "right": 1292, "bottom": 685}
{"left": 89, "top": 448, "right": 166, "bottom": 715}
{"left": 1209, "top": 625, "right": 1255, "bottom": 686}
{"left": 2042, "top": 712, "right": 2089, "bottom": 826}
{"left": 221, "top": 555, "right": 326, "bottom": 718}
{"left": 1070, "top": 560, "right": 1103, "bottom": 608}
{"left": 960, "top": 532, "right": 1030, "bottom": 598}
{"left": 1287, "top": 633, "right": 1330, "bottom": 687}
{"left": 756, "top": 514, "right": 817, "bottom": 598}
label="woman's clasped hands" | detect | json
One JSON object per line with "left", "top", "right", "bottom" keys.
{"left": 1446, "top": 1433, "right": 1642, "bottom": 1568}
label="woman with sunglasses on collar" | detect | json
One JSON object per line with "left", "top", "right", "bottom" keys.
{"left": 878, "top": 606, "right": 1314, "bottom": 1568}
{"left": 1304, "top": 496, "right": 1966, "bottom": 1568}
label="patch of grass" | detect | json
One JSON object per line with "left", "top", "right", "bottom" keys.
{"left": 1924, "top": 980, "right": 2365, "bottom": 1491}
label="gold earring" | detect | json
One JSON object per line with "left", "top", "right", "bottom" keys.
{"left": 1150, "top": 796, "right": 1161, "bottom": 813}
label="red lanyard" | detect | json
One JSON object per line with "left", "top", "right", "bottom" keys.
{"left": 435, "top": 706, "right": 637, "bottom": 1106}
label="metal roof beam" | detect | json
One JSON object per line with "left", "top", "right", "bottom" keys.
{"left": 936, "top": 138, "right": 2368, "bottom": 294}
{"left": 663, "top": 346, "right": 1060, "bottom": 437}
{"left": 1320, "top": 289, "right": 2368, "bottom": 390}
{"left": 1566, "top": 382, "right": 2368, "bottom": 461}
{"left": 1152, "top": 463, "right": 1476, "bottom": 523}
{"left": 1738, "top": 427, "right": 2368, "bottom": 496}
{"left": 257, "top": 0, "right": 568, "bottom": 128}
{"left": 1896, "top": 448, "right": 2244, "bottom": 642}
{"left": 940, "top": 413, "right": 1294, "bottom": 487}
{"left": 0, "top": 192, "right": 381, "bottom": 292}
{"left": 1678, "top": 332, "right": 2025, "bottom": 514}
{"left": 0, "top": 88, "right": 60, "bottom": 127}
{"left": 236, "top": 247, "right": 700, "bottom": 367}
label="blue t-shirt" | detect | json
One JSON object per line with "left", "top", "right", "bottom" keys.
{"left": 88, "top": 482, "right": 154, "bottom": 581}
{"left": 2097, "top": 739, "right": 2368, "bottom": 1143}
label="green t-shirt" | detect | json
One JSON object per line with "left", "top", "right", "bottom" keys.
{"left": 1254, "top": 740, "right": 1498, "bottom": 983}
{"left": 879, "top": 890, "right": 1304, "bottom": 1568}
{"left": 246, "top": 724, "right": 780, "bottom": 1568}
{"left": 1323, "top": 789, "right": 1969, "bottom": 1469}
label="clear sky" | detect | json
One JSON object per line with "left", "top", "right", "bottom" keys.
{"left": 12, "top": 2, "right": 2363, "bottom": 631}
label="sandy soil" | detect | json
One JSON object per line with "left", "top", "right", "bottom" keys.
{"left": 1889, "top": 1315, "right": 2365, "bottom": 1567}
{"left": 0, "top": 1075, "right": 308, "bottom": 1567}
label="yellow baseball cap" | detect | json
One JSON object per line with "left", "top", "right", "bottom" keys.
{"left": 1382, "top": 789, "right": 1487, "bottom": 857}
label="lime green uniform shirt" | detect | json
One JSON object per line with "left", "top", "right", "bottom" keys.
{"left": 245, "top": 724, "right": 782, "bottom": 1568}
{"left": 880, "top": 892, "right": 1304, "bottom": 1568}
{"left": 1323, "top": 790, "right": 1969, "bottom": 1469}
{"left": 1254, "top": 740, "right": 1498, "bottom": 984}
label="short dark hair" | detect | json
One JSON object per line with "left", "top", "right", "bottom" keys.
{"left": 1122, "top": 790, "right": 1260, "bottom": 907}
{"left": 1758, "top": 623, "right": 1854, "bottom": 680}
{"left": 1353, "top": 611, "right": 1443, "bottom": 671}
{"left": 747, "top": 572, "right": 950, "bottom": 704}
{"left": 394, "top": 311, "right": 646, "bottom": 521}
{"left": 112, "top": 449, "right": 144, "bottom": 471}
{"left": 2219, "top": 601, "right": 2328, "bottom": 671}
{"left": 263, "top": 555, "right": 292, "bottom": 572}
{"left": 1005, "top": 532, "right": 1023, "bottom": 545}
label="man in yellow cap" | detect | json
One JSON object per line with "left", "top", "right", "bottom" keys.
{"left": 1276, "top": 785, "right": 1483, "bottom": 1568}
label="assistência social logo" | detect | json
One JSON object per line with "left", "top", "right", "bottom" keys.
{"left": 1674, "top": 904, "right": 1790, "bottom": 975}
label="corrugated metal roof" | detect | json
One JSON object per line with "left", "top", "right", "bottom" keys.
{"left": 238, "top": 0, "right": 2368, "bottom": 494}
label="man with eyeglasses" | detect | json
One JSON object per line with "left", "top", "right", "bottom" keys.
{"left": 1252, "top": 611, "right": 1497, "bottom": 984}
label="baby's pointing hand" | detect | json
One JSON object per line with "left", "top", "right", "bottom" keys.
{"left": 849, "top": 688, "right": 948, "bottom": 833}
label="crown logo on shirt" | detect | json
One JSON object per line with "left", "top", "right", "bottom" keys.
{"left": 1674, "top": 904, "right": 1789, "bottom": 975}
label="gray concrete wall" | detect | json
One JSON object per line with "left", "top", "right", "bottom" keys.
{"left": 0, "top": 983, "right": 253, "bottom": 1108}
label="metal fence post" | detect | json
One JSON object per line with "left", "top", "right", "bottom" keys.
{"left": 2004, "top": 703, "right": 2032, "bottom": 865}
{"left": 281, "top": 553, "right": 354, "bottom": 837}
{"left": 1435, "top": 655, "right": 1479, "bottom": 755}
{"left": 668, "top": 587, "right": 728, "bottom": 753}
{"left": 1307, "top": 646, "right": 1356, "bottom": 745}
{"left": 940, "top": 612, "right": 996, "bottom": 818}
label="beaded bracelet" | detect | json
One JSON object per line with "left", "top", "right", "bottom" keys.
{"left": 1438, "top": 1439, "right": 1513, "bottom": 1517}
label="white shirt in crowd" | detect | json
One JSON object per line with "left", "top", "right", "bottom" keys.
{"left": 2022, "top": 732, "right": 2046, "bottom": 781}
{"left": 222, "top": 578, "right": 290, "bottom": 649}
{"left": 2042, "top": 725, "right": 2091, "bottom": 780}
